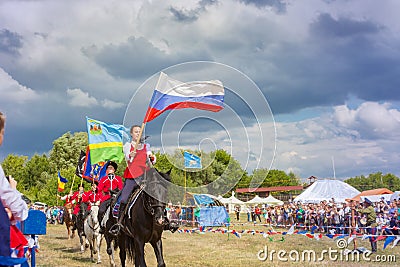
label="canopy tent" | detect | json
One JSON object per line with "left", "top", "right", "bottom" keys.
{"left": 391, "top": 191, "right": 400, "bottom": 202}
{"left": 246, "top": 195, "right": 268, "bottom": 205}
{"left": 348, "top": 188, "right": 394, "bottom": 202}
{"left": 359, "top": 194, "right": 392, "bottom": 203}
{"left": 264, "top": 195, "right": 284, "bottom": 206}
{"left": 218, "top": 192, "right": 245, "bottom": 213}
{"left": 294, "top": 179, "right": 360, "bottom": 204}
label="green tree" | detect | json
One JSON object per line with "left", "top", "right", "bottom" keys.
{"left": 24, "top": 154, "right": 50, "bottom": 190}
{"left": 49, "top": 131, "right": 88, "bottom": 171}
{"left": 1, "top": 154, "right": 28, "bottom": 191}
{"left": 345, "top": 172, "right": 400, "bottom": 192}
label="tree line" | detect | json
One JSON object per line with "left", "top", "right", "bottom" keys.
{"left": 1, "top": 131, "right": 399, "bottom": 206}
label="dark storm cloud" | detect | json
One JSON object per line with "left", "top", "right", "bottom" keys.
{"left": 251, "top": 13, "right": 400, "bottom": 115}
{"left": 238, "top": 0, "right": 287, "bottom": 13}
{"left": 0, "top": 29, "right": 23, "bottom": 55}
{"left": 84, "top": 36, "right": 211, "bottom": 80}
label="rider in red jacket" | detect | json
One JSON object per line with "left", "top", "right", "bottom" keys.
{"left": 97, "top": 161, "right": 123, "bottom": 233}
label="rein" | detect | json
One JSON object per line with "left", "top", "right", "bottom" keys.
{"left": 87, "top": 207, "right": 100, "bottom": 232}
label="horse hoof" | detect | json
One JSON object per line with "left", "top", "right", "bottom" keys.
{"left": 85, "top": 244, "right": 89, "bottom": 248}
{"left": 97, "top": 260, "right": 101, "bottom": 264}
{"left": 107, "top": 248, "right": 112, "bottom": 255}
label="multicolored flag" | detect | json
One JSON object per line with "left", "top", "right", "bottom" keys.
{"left": 82, "top": 147, "right": 108, "bottom": 182}
{"left": 143, "top": 72, "right": 225, "bottom": 123}
{"left": 75, "top": 150, "right": 86, "bottom": 178}
{"left": 184, "top": 151, "right": 202, "bottom": 169}
{"left": 86, "top": 117, "right": 125, "bottom": 165}
{"left": 57, "top": 171, "right": 68, "bottom": 192}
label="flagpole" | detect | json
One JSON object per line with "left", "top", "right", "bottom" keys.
{"left": 183, "top": 168, "right": 187, "bottom": 205}
{"left": 70, "top": 174, "right": 76, "bottom": 193}
{"left": 56, "top": 176, "right": 59, "bottom": 206}
{"left": 131, "top": 72, "right": 163, "bottom": 156}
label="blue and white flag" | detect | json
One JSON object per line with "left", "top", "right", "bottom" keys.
{"left": 184, "top": 151, "right": 202, "bottom": 169}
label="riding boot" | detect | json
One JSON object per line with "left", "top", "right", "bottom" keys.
{"left": 109, "top": 203, "right": 126, "bottom": 236}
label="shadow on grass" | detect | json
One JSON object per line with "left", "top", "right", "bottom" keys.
{"left": 71, "top": 256, "right": 93, "bottom": 263}
{"left": 61, "top": 247, "right": 82, "bottom": 253}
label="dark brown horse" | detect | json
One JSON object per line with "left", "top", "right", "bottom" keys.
{"left": 104, "top": 168, "right": 171, "bottom": 267}
{"left": 63, "top": 203, "right": 76, "bottom": 239}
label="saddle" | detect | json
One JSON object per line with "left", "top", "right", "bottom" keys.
{"left": 111, "top": 184, "right": 145, "bottom": 218}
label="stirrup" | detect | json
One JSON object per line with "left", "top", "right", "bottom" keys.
{"left": 109, "top": 223, "right": 123, "bottom": 236}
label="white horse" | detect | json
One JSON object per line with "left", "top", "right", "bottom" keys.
{"left": 84, "top": 202, "right": 103, "bottom": 264}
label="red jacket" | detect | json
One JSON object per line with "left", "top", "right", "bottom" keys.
{"left": 82, "top": 190, "right": 102, "bottom": 210}
{"left": 98, "top": 174, "right": 123, "bottom": 201}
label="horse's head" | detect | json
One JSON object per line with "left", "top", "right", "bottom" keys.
{"left": 89, "top": 202, "right": 100, "bottom": 224}
{"left": 143, "top": 168, "right": 171, "bottom": 225}
{"left": 79, "top": 202, "right": 88, "bottom": 217}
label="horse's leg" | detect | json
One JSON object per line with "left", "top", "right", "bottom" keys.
{"left": 106, "top": 237, "right": 115, "bottom": 267}
{"left": 119, "top": 235, "right": 127, "bottom": 267}
{"left": 151, "top": 239, "right": 166, "bottom": 267}
{"left": 79, "top": 233, "right": 85, "bottom": 252}
{"left": 89, "top": 237, "right": 94, "bottom": 262}
{"left": 134, "top": 238, "right": 146, "bottom": 267}
{"left": 96, "top": 234, "right": 102, "bottom": 264}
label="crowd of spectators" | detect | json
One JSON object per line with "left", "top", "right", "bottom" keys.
{"left": 241, "top": 197, "right": 400, "bottom": 235}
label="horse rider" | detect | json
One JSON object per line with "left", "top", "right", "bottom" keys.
{"left": 109, "top": 124, "right": 156, "bottom": 236}
{"left": 70, "top": 184, "right": 87, "bottom": 216}
{"left": 82, "top": 181, "right": 103, "bottom": 211}
{"left": 59, "top": 190, "right": 74, "bottom": 208}
{"left": 97, "top": 161, "right": 123, "bottom": 233}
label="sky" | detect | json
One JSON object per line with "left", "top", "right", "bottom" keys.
{"left": 1, "top": 0, "right": 400, "bottom": 183}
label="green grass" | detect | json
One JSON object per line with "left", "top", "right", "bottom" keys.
{"left": 35, "top": 218, "right": 400, "bottom": 267}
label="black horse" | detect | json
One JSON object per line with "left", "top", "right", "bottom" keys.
{"left": 105, "top": 168, "right": 171, "bottom": 267}
{"left": 76, "top": 202, "right": 90, "bottom": 252}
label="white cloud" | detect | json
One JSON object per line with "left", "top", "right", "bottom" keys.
{"left": 273, "top": 101, "right": 400, "bottom": 179}
{"left": 66, "top": 88, "right": 98, "bottom": 107}
{"left": 333, "top": 102, "right": 400, "bottom": 139}
{"left": 66, "top": 88, "right": 125, "bottom": 109}
{"left": 100, "top": 99, "right": 125, "bottom": 109}
{"left": 0, "top": 67, "right": 39, "bottom": 103}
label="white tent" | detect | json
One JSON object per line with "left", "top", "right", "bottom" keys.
{"left": 390, "top": 191, "right": 400, "bottom": 202}
{"left": 293, "top": 179, "right": 360, "bottom": 204}
{"left": 264, "top": 195, "right": 284, "bottom": 206}
{"left": 246, "top": 195, "right": 268, "bottom": 205}
{"left": 218, "top": 192, "right": 245, "bottom": 213}
{"left": 360, "top": 194, "right": 392, "bottom": 203}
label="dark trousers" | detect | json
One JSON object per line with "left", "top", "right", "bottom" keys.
{"left": 0, "top": 201, "right": 10, "bottom": 257}
{"left": 120, "top": 178, "right": 141, "bottom": 204}
{"left": 367, "top": 226, "right": 377, "bottom": 252}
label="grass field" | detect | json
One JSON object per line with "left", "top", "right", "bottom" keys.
{"left": 34, "top": 218, "right": 400, "bottom": 267}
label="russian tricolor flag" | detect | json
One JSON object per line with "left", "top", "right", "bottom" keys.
{"left": 144, "top": 72, "right": 225, "bottom": 123}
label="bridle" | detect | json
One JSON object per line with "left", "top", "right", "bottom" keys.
{"left": 87, "top": 204, "right": 100, "bottom": 232}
